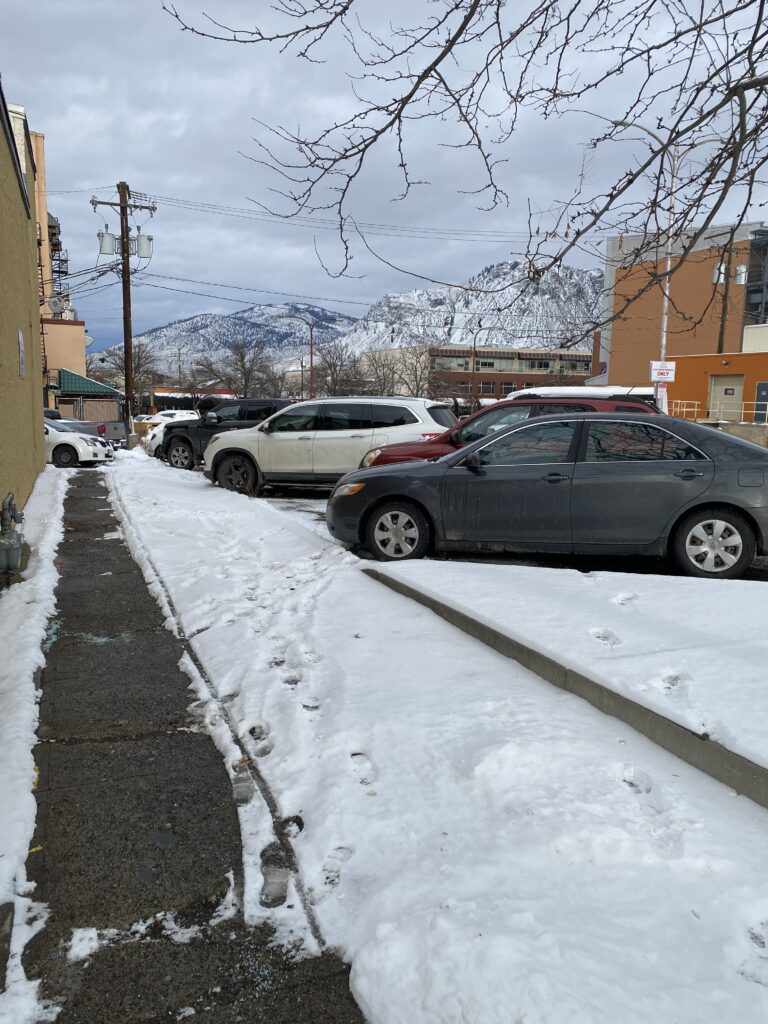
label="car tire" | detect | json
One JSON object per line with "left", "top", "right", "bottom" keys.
{"left": 365, "top": 501, "right": 431, "bottom": 561}
{"left": 215, "top": 454, "right": 261, "bottom": 495}
{"left": 672, "top": 506, "right": 756, "bottom": 579}
{"left": 166, "top": 439, "right": 195, "bottom": 470}
{"left": 52, "top": 444, "right": 79, "bottom": 468}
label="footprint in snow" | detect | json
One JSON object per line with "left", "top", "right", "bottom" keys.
{"left": 740, "top": 920, "right": 768, "bottom": 987}
{"left": 259, "top": 842, "right": 292, "bottom": 908}
{"left": 323, "top": 846, "right": 353, "bottom": 887}
{"left": 610, "top": 592, "right": 639, "bottom": 607}
{"left": 589, "top": 626, "right": 623, "bottom": 648}
{"left": 350, "top": 752, "right": 376, "bottom": 786}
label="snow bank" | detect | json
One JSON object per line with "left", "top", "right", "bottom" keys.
{"left": 109, "top": 455, "right": 768, "bottom": 1024}
{"left": 0, "top": 467, "right": 68, "bottom": 1024}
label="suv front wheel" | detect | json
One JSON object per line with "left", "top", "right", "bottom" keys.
{"left": 167, "top": 438, "right": 195, "bottom": 470}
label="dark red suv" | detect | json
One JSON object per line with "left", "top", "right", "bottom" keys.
{"left": 360, "top": 394, "right": 661, "bottom": 468}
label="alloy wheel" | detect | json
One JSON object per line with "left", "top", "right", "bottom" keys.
{"left": 168, "top": 443, "right": 192, "bottom": 469}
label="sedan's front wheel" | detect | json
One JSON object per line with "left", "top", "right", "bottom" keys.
{"left": 52, "top": 444, "right": 79, "bottom": 468}
{"left": 365, "top": 501, "right": 431, "bottom": 561}
{"left": 672, "top": 506, "right": 756, "bottom": 579}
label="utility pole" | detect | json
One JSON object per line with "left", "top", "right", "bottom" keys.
{"left": 278, "top": 314, "right": 317, "bottom": 398}
{"left": 471, "top": 319, "right": 483, "bottom": 411}
{"left": 91, "top": 183, "right": 156, "bottom": 439}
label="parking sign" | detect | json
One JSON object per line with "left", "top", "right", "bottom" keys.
{"left": 650, "top": 360, "right": 676, "bottom": 382}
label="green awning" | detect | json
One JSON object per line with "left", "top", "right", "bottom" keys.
{"left": 57, "top": 368, "right": 121, "bottom": 396}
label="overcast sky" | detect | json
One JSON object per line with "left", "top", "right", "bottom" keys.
{"left": 3, "top": 0, "right": 758, "bottom": 351}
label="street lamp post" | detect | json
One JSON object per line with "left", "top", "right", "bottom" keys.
{"left": 279, "top": 314, "right": 317, "bottom": 398}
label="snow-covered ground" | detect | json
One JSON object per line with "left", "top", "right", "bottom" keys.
{"left": 0, "top": 468, "right": 68, "bottom": 1023}
{"left": 106, "top": 451, "right": 768, "bottom": 1024}
{"left": 375, "top": 561, "right": 768, "bottom": 771}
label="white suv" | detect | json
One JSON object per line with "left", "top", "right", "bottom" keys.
{"left": 203, "top": 397, "right": 456, "bottom": 493}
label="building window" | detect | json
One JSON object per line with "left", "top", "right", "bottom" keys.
{"left": 477, "top": 359, "right": 496, "bottom": 369}
{"left": 479, "top": 381, "right": 495, "bottom": 395}
{"left": 745, "top": 236, "right": 768, "bottom": 326}
{"left": 501, "top": 382, "right": 516, "bottom": 395}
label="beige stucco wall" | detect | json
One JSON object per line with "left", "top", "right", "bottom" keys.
{"left": 1, "top": 103, "right": 46, "bottom": 509}
{"left": 42, "top": 318, "right": 87, "bottom": 376}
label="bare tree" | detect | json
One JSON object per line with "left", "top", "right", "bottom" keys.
{"left": 166, "top": 1, "right": 768, "bottom": 339}
{"left": 99, "top": 341, "right": 161, "bottom": 413}
{"left": 194, "top": 339, "right": 274, "bottom": 397}
{"left": 315, "top": 339, "right": 365, "bottom": 395}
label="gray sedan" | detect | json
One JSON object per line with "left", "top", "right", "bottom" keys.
{"left": 326, "top": 413, "right": 768, "bottom": 579}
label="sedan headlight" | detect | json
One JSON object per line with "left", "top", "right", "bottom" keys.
{"left": 361, "top": 449, "right": 382, "bottom": 468}
{"left": 332, "top": 482, "right": 366, "bottom": 499}
{"left": 85, "top": 437, "right": 98, "bottom": 447}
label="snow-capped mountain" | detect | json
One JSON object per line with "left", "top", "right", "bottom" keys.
{"left": 119, "top": 261, "right": 603, "bottom": 375}
{"left": 344, "top": 261, "right": 604, "bottom": 353}
{"left": 127, "top": 302, "right": 357, "bottom": 375}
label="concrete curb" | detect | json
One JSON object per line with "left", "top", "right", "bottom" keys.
{"left": 363, "top": 566, "right": 768, "bottom": 811}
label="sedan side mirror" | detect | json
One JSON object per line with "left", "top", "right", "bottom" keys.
{"left": 260, "top": 420, "right": 274, "bottom": 433}
{"left": 205, "top": 412, "right": 218, "bottom": 424}
{"left": 463, "top": 451, "right": 483, "bottom": 470}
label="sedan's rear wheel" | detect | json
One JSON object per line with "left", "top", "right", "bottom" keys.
{"left": 365, "top": 501, "right": 430, "bottom": 561}
{"left": 52, "top": 444, "right": 78, "bottom": 468}
{"left": 672, "top": 506, "right": 756, "bottom": 579}
{"left": 167, "top": 439, "right": 195, "bottom": 470}
{"left": 216, "top": 454, "right": 261, "bottom": 495}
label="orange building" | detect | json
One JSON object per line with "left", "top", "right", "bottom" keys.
{"left": 666, "top": 352, "right": 768, "bottom": 423}
{"left": 602, "top": 223, "right": 768, "bottom": 387}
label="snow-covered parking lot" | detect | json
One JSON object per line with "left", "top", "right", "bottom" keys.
{"left": 99, "top": 450, "right": 768, "bottom": 1023}
{"left": 6, "top": 455, "right": 767, "bottom": 1022}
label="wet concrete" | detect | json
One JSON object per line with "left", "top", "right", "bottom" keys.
{"left": 24, "top": 470, "right": 364, "bottom": 1023}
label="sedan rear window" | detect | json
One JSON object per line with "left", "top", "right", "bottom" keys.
{"left": 426, "top": 405, "right": 457, "bottom": 428}
{"left": 585, "top": 422, "right": 706, "bottom": 461}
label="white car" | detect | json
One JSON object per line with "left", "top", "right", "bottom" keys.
{"left": 44, "top": 421, "right": 115, "bottom": 468}
{"left": 144, "top": 415, "right": 199, "bottom": 458}
{"left": 144, "top": 408, "right": 200, "bottom": 425}
{"left": 203, "top": 396, "right": 456, "bottom": 494}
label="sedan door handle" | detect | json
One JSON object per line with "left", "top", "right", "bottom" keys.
{"left": 542, "top": 472, "right": 570, "bottom": 483}
{"left": 298, "top": 435, "right": 312, "bottom": 439}
{"left": 350, "top": 434, "right": 365, "bottom": 438}
{"left": 675, "top": 469, "right": 705, "bottom": 479}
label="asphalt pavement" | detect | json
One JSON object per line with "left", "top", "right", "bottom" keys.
{"left": 24, "top": 470, "right": 364, "bottom": 1024}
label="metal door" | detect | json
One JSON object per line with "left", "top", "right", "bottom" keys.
{"left": 755, "top": 382, "right": 768, "bottom": 424}
{"left": 707, "top": 374, "right": 744, "bottom": 420}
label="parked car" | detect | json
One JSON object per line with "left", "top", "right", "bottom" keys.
{"left": 144, "top": 409, "right": 201, "bottom": 425}
{"left": 203, "top": 397, "right": 457, "bottom": 493}
{"left": 162, "top": 398, "right": 294, "bottom": 469}
{"left": 327, "top": 412, "right": 768, "bottom": 579}
{"left": 360, "top": 394, "right": 661, "bottom": 468}
{"left": 43, "top": 408, "right": 62, "bottom": 420}
{"left": 44, "top": 421, "right": 115, "bottom": 468}
{"left": 144, "top": 414, "right": 199, "bottom": 458}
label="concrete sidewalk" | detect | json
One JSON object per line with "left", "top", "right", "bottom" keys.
{"left": 24, "top": 471, "right": 364, "bottom": 1023}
